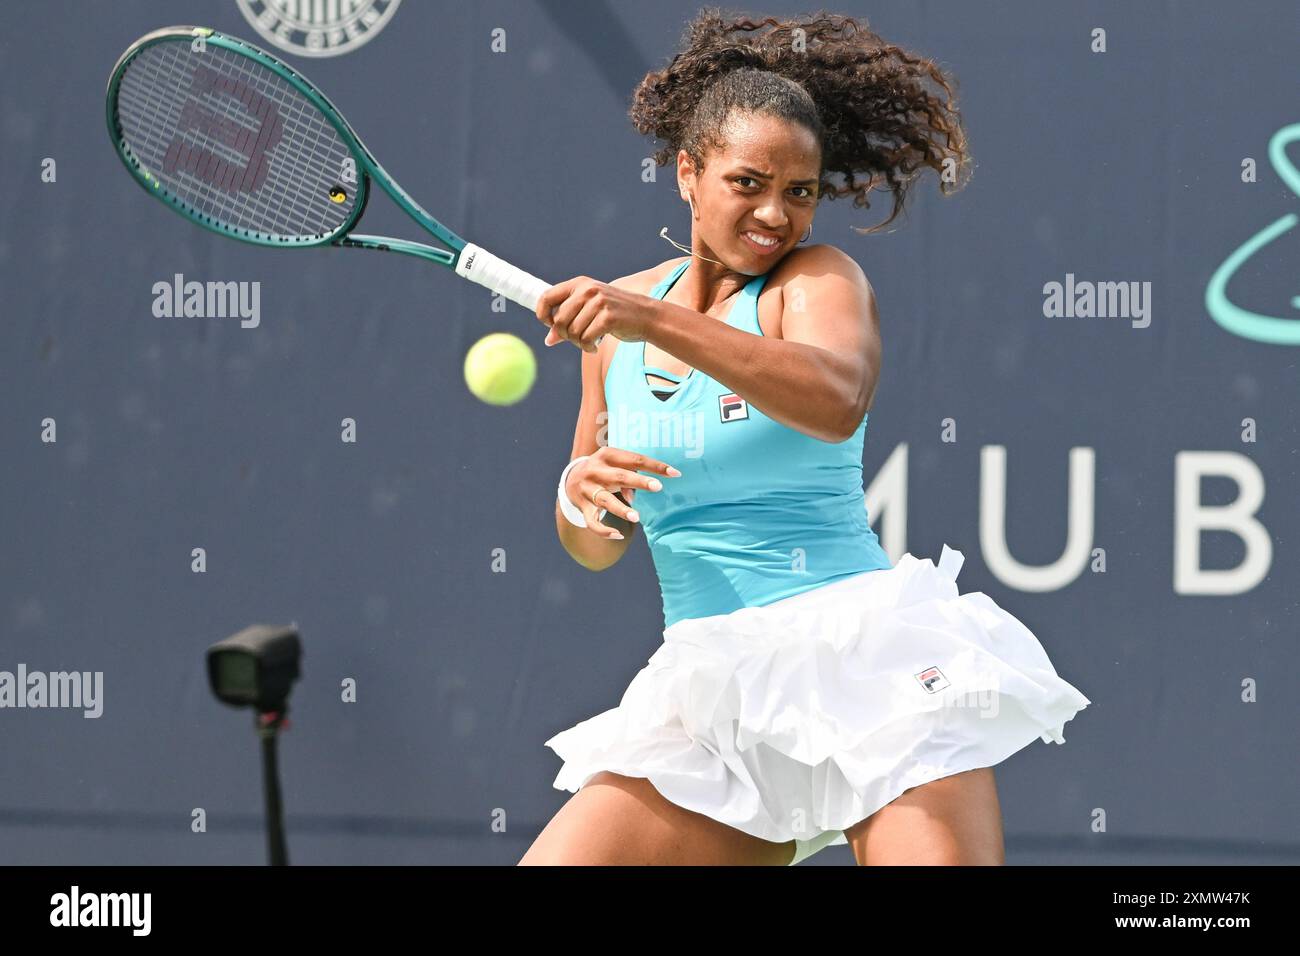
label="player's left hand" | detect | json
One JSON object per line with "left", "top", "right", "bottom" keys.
{"left": 537, "top": 277, "right": 655, "bottom": 352}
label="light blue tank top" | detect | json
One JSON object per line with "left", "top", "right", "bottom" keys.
{"left": 604, "top": 258, "right": 893, "bottom": 629}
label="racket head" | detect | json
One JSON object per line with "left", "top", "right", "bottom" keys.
{"left": 106, "top": 26, "right": 372, "bottom": 248}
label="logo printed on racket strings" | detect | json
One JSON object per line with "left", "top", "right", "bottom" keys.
{"left": 152, "top": 273, "right": 261, "bottom": 328}
{"left": 162, "top": 64, "right": 283, "bottom": 194}
{"left": 237, "top": 0, "right": 403, "bottom": 58}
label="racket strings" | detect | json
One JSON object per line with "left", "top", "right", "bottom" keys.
{"left": 121, "top": 43, "right": 346, "bottom": 236}
{"left": 114, "top": 41, "right": 358, "bottom": 240}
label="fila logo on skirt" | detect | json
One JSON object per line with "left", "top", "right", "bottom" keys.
{"left": 719, "top": 392, "right": 749, "bottom": 423}
{"left": 915, "top": 666, "right": 951, "bottom": 694}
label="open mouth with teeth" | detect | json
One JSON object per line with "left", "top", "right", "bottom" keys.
{"left": 742, "top": 230, "right": 782, "bottom": 250}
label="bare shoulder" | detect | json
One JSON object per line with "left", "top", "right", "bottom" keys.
{"left": 769, "top": 243, "right": 870, "bottom": 289}
{"left": 759, "top": 245, "right": 873, "bottom": 339}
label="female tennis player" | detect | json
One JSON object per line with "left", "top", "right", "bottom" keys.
{"left": 521, "top": 9, "right": 1090, "bottom": 866}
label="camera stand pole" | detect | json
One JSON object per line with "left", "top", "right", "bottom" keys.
{"left": 256, "top": 709, "right": 289, "bottom": 866}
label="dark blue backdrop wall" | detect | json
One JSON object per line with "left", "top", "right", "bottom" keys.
{"left": 1, "top": 1, "right": 1296, "bottom": 864}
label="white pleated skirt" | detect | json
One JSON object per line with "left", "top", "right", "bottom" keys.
{"left": 544, "top": 545, "right": 1091, "bottom": 865}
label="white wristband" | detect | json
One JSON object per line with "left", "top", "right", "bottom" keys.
{"left": 558, "top": 456, "right": 606, "bottom": 528}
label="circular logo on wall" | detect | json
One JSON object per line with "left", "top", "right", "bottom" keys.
{"left": 235, "top": 0, "right": 402, "bottom": 58}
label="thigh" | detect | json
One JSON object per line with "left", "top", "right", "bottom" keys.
{"left": 844, "top": 767, "right": 1005, "bottom": 865}
{"left": 519, "top": 771, "right": 796, "bottom": 866}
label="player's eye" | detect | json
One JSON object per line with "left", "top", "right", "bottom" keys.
{"left": 736, "top": 177, "right": 814, "bottom": 199}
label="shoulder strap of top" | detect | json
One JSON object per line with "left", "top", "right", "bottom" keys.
{"left": 727, "top": 269, "right": 771, "bottom": 335}
{"left": 609, "top": 263, "right": 688, "bottom": 396}
{"left": 745, "top": 269, "right": 771, "bottom": 297}
{"left": 648, "top": 260, "right": 774, "bottom": 301}
{"left": 649, "top": 260, "right": 691, "bottom": 300}
{"left": 644, "top": 259, "right": 769, "bottom": 333}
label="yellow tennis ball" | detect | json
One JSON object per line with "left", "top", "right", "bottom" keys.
{"left": 464, "top": 332, "right": 537, "bottom": 406}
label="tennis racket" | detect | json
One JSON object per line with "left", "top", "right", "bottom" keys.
{"left": 106, "top": 25, "right": 553, "bottom": 313}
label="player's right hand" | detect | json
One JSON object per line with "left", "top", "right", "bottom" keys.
{"left": 565, "top": 447, "right": 681, "bottom": 540}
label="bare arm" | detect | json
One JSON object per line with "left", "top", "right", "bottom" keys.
{"left": 554, "top": 340, "right": 634, "bottom": 572}
{"left": 555, "top": 275, "right": 680, "bottom": 572}
{"left": 645, "top": 245, "right": 881, "bottom": 443}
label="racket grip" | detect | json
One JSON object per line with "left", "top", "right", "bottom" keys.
{"left": 455, "top": 243, "right": 552, "bottom": 312}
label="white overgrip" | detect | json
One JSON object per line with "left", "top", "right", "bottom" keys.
{"left": 454, "top": 243, "right": 552, "bottom": 312}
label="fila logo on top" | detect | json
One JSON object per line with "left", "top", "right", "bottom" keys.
{"left": 719, "top": 393, "right": 749, "bottom": 423}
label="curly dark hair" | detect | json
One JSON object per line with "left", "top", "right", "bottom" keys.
{"left": 629, "top": 7, "right": 972, "bottom": 235}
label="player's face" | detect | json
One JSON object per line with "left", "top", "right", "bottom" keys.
{"left": 678, "top": 112, "right": 822, "bottom": 271}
